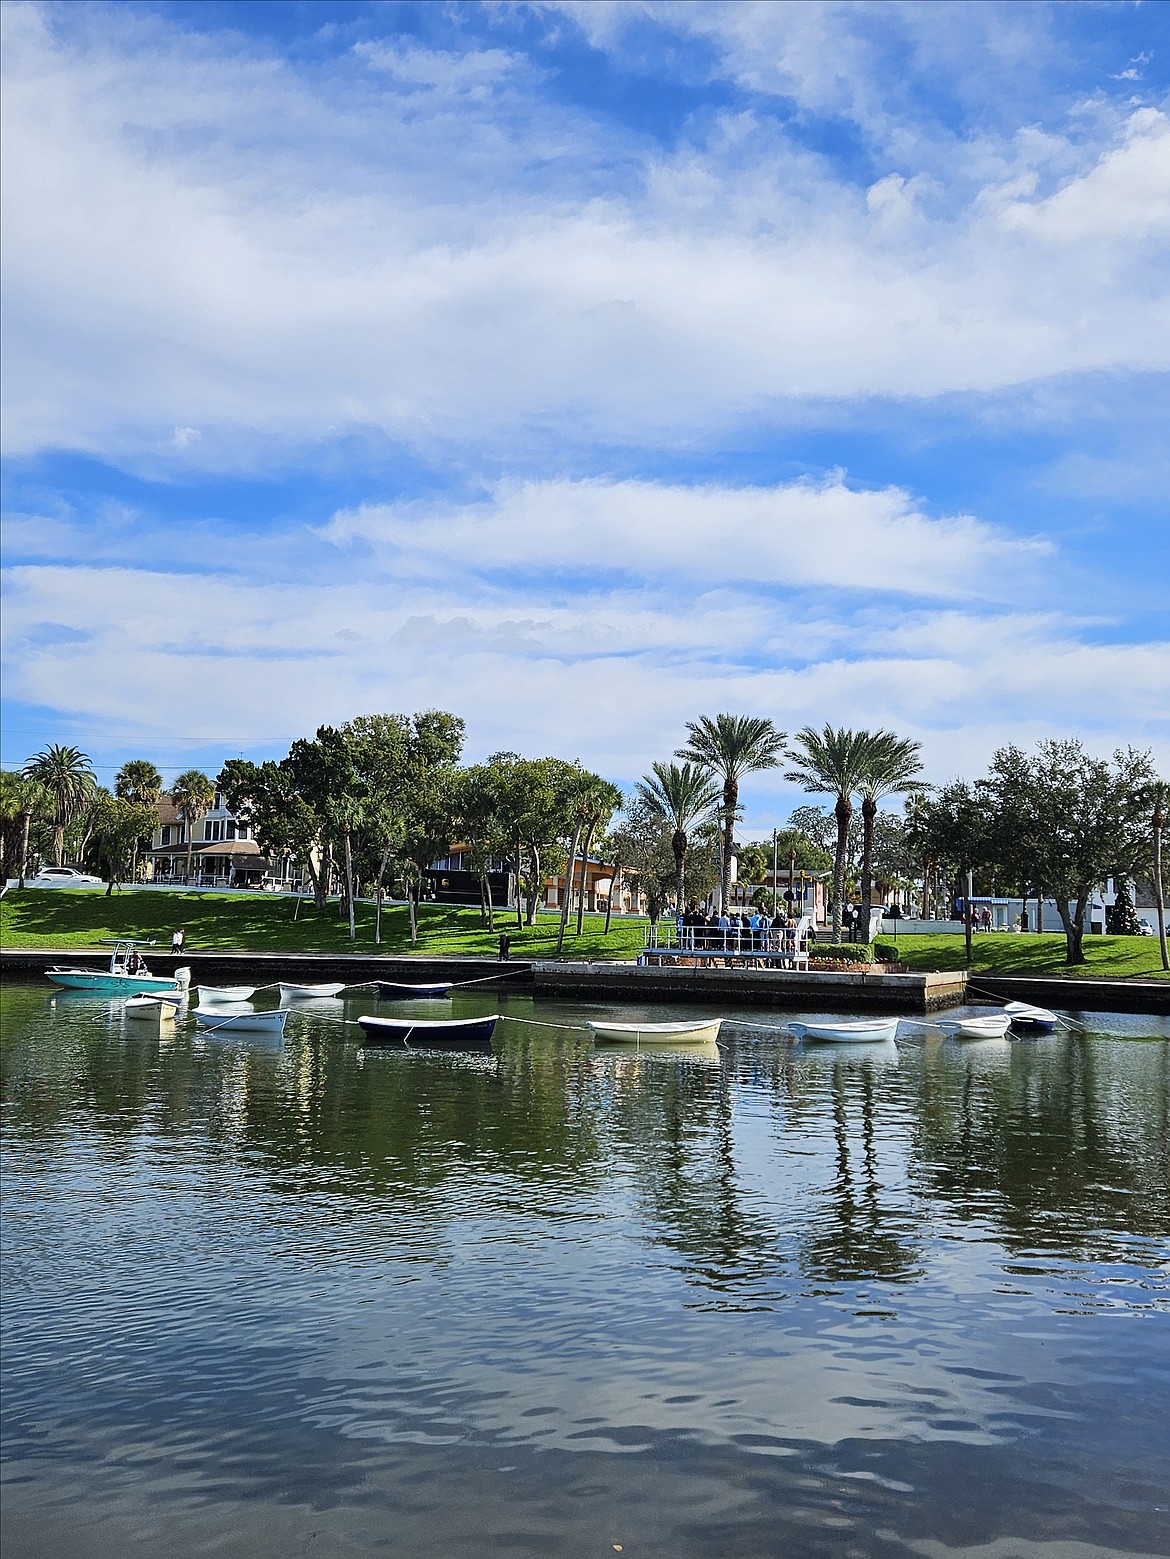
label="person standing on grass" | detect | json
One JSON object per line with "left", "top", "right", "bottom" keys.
{"left": 498, "top": 931, "right": 511, "bottom": 962}
{"left": 171, "top": 928, "right": 185, "bottom": 955}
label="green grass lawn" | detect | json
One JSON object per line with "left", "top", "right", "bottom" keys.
{"left": 0, "top": 889, "right": 649, "bottom": 961}
{"left": 886, "top": 931, "right": 1170, "bottom": 981}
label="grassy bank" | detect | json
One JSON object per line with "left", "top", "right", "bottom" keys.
{"left": 0, "top": 889, "right": 648, "bottom": 962}
{"left": 887, "top": 931, "right": 1169, "bottom": 981}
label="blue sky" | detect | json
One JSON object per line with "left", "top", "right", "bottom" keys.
{"left": 2, "top": 0, "right": 1168, "bottom": 829}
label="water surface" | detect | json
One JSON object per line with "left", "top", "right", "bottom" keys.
{"left": 3, "top": 982, "right": 1168, "bottom": 1558}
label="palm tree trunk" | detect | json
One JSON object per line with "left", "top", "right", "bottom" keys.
{"left": 1153, "top": 794, "right": 1168, "bottom": 972}
{"left": 672, "top": 829, "right": 687, "bottom": 910}
{"left": 526, "top": 845, "right": 541, "bottom": 926}
{"left": 720, "top": 779, "right": 737, "bottom": 912}
{"left": 576, "top": 821, "right": 596, "bottom": 935}
{"left": 831, "top": 795, "right": 851, "bottom": 940}
{"left": 604, "top": 866, "right": 614, "bottom": 935}
{"left": 860, "top": 796, "right": 876, "bottom": 938}
{"left": 19, "top": 811, "right": 31, "bottom": 887}
{"left": 343, "top": 828, "right": 356, "bottom": 940}
{"left": 185, "top": 818, "right": 195, "bottom": 885}
{"left": 557, "top": 819, "right": 584, "bottom": 954}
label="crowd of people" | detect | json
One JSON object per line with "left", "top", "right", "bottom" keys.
{"left": 675, "top": 907, "right": 813, "bottom": 954}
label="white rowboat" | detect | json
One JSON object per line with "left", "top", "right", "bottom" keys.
{"left": 587, "top": 1018, "right": 722, "bottom": 1046}
{"left": 279, "top": 982, "right": 346, "bottom": 1000}
{"left": 124, "top": 994, "right": 179, "bottom": 1025}
{"left": 193, "top": 1007, "right": 289, "bottom": 1035}
{"left": 937, "top": 1013, "right": 1012, "bottom": 1040}
{"left": 788, "top": 1017, "right": 901, "bottom": 1045}
{"left": 196, "top": 985, "right": 257, "bottom": 1004}
{"left": 1004, "top": 1001, "right": 1058, "bottom": 1032}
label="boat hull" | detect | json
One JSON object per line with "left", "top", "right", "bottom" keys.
{"left": 47, "top": 970, "right": 179, "bottom": 995}
{"left": 196, "top": 986, "right": 257, "bottom": 1004}
{"left": 124, "top": 995, "right": 178, "bottom": 1025}
{"left": 587, "top": 1019, "right": 723, "bottom": 1046}
{"left": 1005, "top": 1001, "right": 1058, "bottom": 1032}
{"left": 193, "top": 1007, "right": 289, "bottom": 1035}
{"left": 279, "top": 983, "right": 346, "bottom": 1000}
{"left": 789, "top": 1018, "right": 901, "bottom": 1044}
{"left": 938, "top": 1014, "right": 1012, "bottom": 1040}
{"left": 376, "top": 982, "right": 454, "bottom": 1000}
{"left": 357, "top": 1014, "right": 496, "bottom": 1048}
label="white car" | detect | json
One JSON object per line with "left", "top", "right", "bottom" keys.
{"left": 1136, "top": 918, "right": 1157, "bottom": 937}
{"left": 31, "top": 865, "right": 104, "bottom": 887}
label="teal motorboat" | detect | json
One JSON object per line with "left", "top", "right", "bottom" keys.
{"left": 46, "top": 942, "right": 190, "bottom": 996}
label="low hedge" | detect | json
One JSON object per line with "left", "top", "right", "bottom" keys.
{"left": 873, "top": 940, "right": 900, "bottom": 962}
{"left": 808, "top": 942, "right": 873, "bottom": 964}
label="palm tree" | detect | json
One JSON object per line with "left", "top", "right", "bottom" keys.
{"left": 784, "top": 726, "right": 874, "bottom": 940}
{"left": 676, "top": 715, "right": 786, "bottom": 912}
{"left": 24, "top": 744, "right": 97, "bottom": 865}
{"left": 170, "top": 769, "right": 215, "bottom": 884}
{"left": 115, "top": 759, "right": 163, "bottom": 883}
{"left": 1153, "top": 781, "right": 1169, "bottom": 974}
{"left": 574, "top": 778, "right": 623, "bottom": 936}
{"left": 856, "top": 733, "right": 925, "bottom": 931}
{"left": 637, "top": 761, "right": 720, "bottom": 909}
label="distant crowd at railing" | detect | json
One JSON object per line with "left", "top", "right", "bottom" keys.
{"left": 646, "top": 910, "right": 814, "bottom": 955}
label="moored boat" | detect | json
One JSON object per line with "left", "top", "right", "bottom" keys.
{"left": 124, "top": 993, "right": 180, "bottom": 1025}
{"left": 937, "top": 1012, "right": 1012, "bottom": 1040}
{"left": 279, "top": 982, "right": 346, "bottom": 1000}
{"left": 356, "top": 1014, "right": 496, "bottom": 1048}
{"left": 376, "top": 981, "right": 454, "bottom": 1000}
{"left": 46, "top": 944, "right": 189, "bottom": 996}
{"left": 587, "top": 1018, "right": 723, "bottom": 1046}
{"left": 788, "top": 1017, "right": 901, "bottom": 1045}
{"left": 196, "top": 985, "right": 257, "bottom": 1004}
{"left": 193, "top": 1007, "right": 289, "bottom": 1035}
{"left": 1005, "top": 1001, "right": 1058, "bottom": 1032}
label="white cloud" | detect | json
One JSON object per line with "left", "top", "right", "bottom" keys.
{"left": 1002, "top": 109, "right": 1170, "bottom": 241}
{"left": 2, "top": 5, "right": 1167, "bottom": 464}
{"left": 323, "top": 476, "right": 1048, "bottom": 601}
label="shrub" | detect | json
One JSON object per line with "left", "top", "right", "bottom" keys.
{"left": 809, "top": 942, "right": 873, "bottom": 964}
{"left": 873, "top": 940, "right": 900, "bottom": 962}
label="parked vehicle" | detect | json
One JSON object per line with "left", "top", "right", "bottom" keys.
{"left": 31, "top": 865, "right": 103, "bottom": 887}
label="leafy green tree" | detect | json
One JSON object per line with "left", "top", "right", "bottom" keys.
{"left": 904, "top": 780, "right": 990, "bottom": 964}
{"left": 114, "top": 759, "right": 163, "bottom": 882}
{"left": 24, "top": 744, "right": 97, "bottom": 866}
{"left": 84, "top": 792, "right": 159, "bottom": 895}
{"left": 219, "top": 756, "right": 331, "bottom": 908}
{"left": 572, "top": 775, "right": 624, "bottom": 937}
{"left": 676, "top": 715, "right": 786, "bottom": 912}
{"left": 607, "top": 798, "right": 678, "bottom": 927}
{"left": 981, "top": 741, "right": 1157, "bottom": 966}
{"left": 784, "top": 726, "right": 874, "bottom": 940}
{"left": 636, "top": 761, "right": 720, "bottom": 910}
{"left": 856, "top": 733, "right": 925, "bottom": 928}
{"left": 0, "top": 772, "right": 49, "bottom": 884}
{"left": 170, "top": 769, "right": 216, "bottom": 884}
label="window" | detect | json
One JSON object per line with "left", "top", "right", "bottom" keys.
{"left": 227, "top": 821, "right": 237, "bottom": 840}
{"left": 161, "top": 825, "right": 171, "bottom": 846}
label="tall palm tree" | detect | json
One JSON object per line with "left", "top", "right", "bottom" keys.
{"left": 784, "top": 726, "right": 874, "bottom": 940}
{"left": 676, "top": 715, "right": 786, "bottom": 912}
{"left": 1153, "top": 781, "right": 1169, "bottom": 974}
{"left": 856, "top": 732, "right": 925, "bottom": 931}
{"left": 24, "top": 744, "right": 97, "bottom": 865}
{"left": 637, "top": 761, "right": 720, "bottom": 910}
{"left": 574, "top": 777, "right": 623, "bottom": 936}
{"left": 170, "top": 769, "right": 215, "bottom": 884}
{"left": 115, "top": 759, "right": 163, "bottom": 883}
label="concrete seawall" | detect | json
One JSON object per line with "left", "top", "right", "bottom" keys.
{"left": 532, "top": 960, "right": 967, "bottom": 1013}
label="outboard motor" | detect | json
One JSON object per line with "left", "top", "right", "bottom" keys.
{"left": 174, "top": 966, "right": 192, "bottom": 990}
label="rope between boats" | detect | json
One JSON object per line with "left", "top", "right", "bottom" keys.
{"left": 493, "top": 1014, "right": 593, "bottom": 1032}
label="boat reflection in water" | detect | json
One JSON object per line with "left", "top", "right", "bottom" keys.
{"left": 2, "top": 986, "right": 1169, "bottom": 1559}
